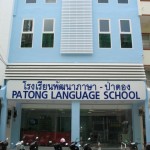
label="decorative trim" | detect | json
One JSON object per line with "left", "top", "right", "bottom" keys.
{"left": 5, "top": 63, "right": 146, "bottom": 81}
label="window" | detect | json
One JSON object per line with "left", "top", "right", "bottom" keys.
{"left": 45, "top": 0, "right": 56, "bottom": 3}
{"left": 21, "top": 20, "right": 33, "bottom": 48}
{"left": 142, "top": 34, "right": 150, "bottom": 49}
{"left": 42, "top": 19, "right": 54, "bottom": 48}
{"left": 21, "top": 109, "right": 71, "bottom": 144}
{"left": 26, "top": 0, "right": 36, "bottom": 3}
{"left": 118, "top": 0, "right": 128, "bottom": 3}
{"left": 98, "top": 0, "right": 108, "bottom": 3}
{"left": 120, "top": 20, "right": 132, "bottom": 48}
{"left": 99, "top": 19, "right": 111, "bottom": 48}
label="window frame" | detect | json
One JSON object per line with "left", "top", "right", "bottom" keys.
{"left": 20, "top": 19, "right": 34, "bottom": 48}
{"left": 119, "top": 19, "right": 133, "bottom": 49}
{"left": 42, "top": 18, "right": 55, "bottom": 48}
{"left": 98, "top": 19, "right": 111, "bottom": 49}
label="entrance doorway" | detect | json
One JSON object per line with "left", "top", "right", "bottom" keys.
{"left": 80, "top": 109, "right": 132, "bottom": 148}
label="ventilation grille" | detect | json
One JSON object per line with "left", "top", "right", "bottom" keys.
{"left": 5, "top": 63, "right": 146, "bottom": 80}
{"left": 61, "top": 0, "right": 93, "bottom": 53}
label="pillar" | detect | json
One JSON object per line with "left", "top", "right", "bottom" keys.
{"left": 71, "top": 101, "right": 80, "bottom": 142}
{"left": 132, "top": 104, "right": 143, "bottom": 150}
{"left": 10, "top": 103, "right": 22, "bottom": 146}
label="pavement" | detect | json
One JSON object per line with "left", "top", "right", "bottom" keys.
{"left": 7, "top": 146, "right": 125, "bottom": 150}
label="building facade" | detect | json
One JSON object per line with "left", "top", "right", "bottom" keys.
{"left": 0, "top": 0, "right": 148, "bottom": 149}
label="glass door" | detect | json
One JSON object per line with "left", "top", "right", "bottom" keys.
{"left": 80, "top": 109, "right": 132, "bottom": 148}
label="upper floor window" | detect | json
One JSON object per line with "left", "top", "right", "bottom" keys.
{"left": 45, "top": 0, "right": 56, "bottom": 3}
{"left": 142, "top": 33, "right": 150, "bottom": 50}
{"left": 26, "top": 0, "right": 36, "bottom": 3}
{"left": 120, "top": 20, "right": 132, "bottom": 48}
{"left": 98, "top": 0, "right": 108, "bottom": 3}
{"left": 99, "top": 19, "right": 111, "bottom": 48}
{"left": 118, "top": 0, "right": 128, "bottom": 3}
{"left": 42, "top": 19, "right": 54, "bottom": 48}
{"left": 21, "top": 20, "right": 33, "bottom": 48}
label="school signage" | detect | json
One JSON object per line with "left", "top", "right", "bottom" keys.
{"left": 7, "top": 80, "right": 146, "bottom": 100}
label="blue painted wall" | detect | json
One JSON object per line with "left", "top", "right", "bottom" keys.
{"left": 8, "top": 0, "right": 143, "bottom": 63}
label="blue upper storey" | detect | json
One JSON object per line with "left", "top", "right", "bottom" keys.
{"left": 8, "top": 0, "right": 143, "bottom": 63}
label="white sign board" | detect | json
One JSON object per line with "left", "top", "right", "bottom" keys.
{"left": 7, "top": 80, "right": 146, "bottom": 100}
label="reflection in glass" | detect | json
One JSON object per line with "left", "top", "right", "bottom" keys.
{"left": 120, "top": 20, "right": 130, "bottom": 32}
{"left": 21, "top": 34, "right": 33, "bottom": 47}
{"left": 80, "top": 109, "right": 132, "bottom": 147}
{"left": 44, "top": 20, "right": 54, "bottom": 32}
{"left": 23, "top": 20, "right": 33, "bottom": 32}
{"left": 21, "top": 109, "right": 71, "bottom": 145}
{"left": 100, "top": 20, "right": 109, "bottom": 32}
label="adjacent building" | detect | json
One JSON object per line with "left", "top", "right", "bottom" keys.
{"left": 0, "top": 0, "right": 13, "bottom": 86}
{"left": 139, "top": 0, "right": 150, "bottom": 148}
{"left": 0, "top": 0, "right": 14, "bottom": 143}
{"left": 0, "top": 0, "right": 149, "bottom": 149}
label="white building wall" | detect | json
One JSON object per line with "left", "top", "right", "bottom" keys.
{"left": 0, "top": 0, "right": 14, "bottom": 86}
{"left": 139, "top": 1, "right": 150, "bottom": 15}
{"left": 143, "top": 51, "right": 150, "bottom": 65}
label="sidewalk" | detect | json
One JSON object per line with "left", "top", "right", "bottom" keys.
{"left": 7, "top": 146, "right": 123, "bottom": 150}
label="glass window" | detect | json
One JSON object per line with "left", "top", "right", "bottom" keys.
{"left": 44, "top": 20, "right": 53, "bottom": 32}
{"left": 120, "top": 20, "right": 132, "bottom": 48}
{"left": 98, "top": 0, "right": 108, "bottom": 3}
{"left": 100, "top": 20, "right": 109, "bottom": 32}
{"left": 142, "top": 34, "right": 150, "bottom": 49}
{"left": 42, "top": 34, "right": 54, "bottom": 47}
{"left": 23, "top": 20, "right": 33, "bottom": 32}
{"left": 42, "top": 19, "right": 54, "bottom": 48}
{"left": 118, "top": 0, "right": 128, "bottom": 3}
{"left": 21, "top": 109, "right": 71, "bottom": 145}
{"left": 21, "top": 34, "right": 33, "bottom": 47}
{"left": 99, "top": 34, "right": 111, "bottom": 48}
{"left": 99, "top": 19, "right": 111, "bottom": 48}
{"left": 80, "top": 109, "right": 132, "bottom": 146}
{"left": 120, "top": 34, "right": 132, "bottom": 48}
{"left": 26, "top": 0, "right": 36, "bottom": 3}
{"left": 120, "top": 20, "right": 130, "bottom": 32}
{"left": 45, "top": 0, "right": 56, "bottom": 3}
{"left": 21, "top": 20, "right": 33, "bottom": 48}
